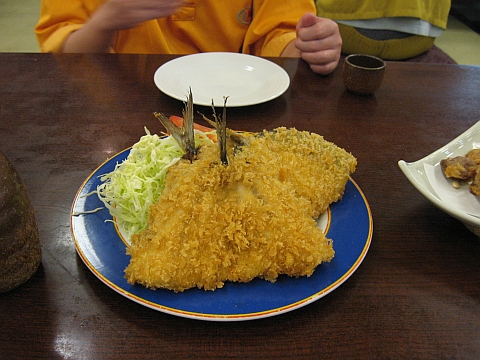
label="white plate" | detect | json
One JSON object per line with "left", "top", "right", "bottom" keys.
{"left": 154, "top": 53, "right": 290, "bottom": 107}
{"left": 398, "top": 120, "right": 480, "bottom": 229}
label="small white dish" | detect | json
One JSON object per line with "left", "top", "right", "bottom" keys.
{"left": 154, "top": 52, "right": 290, "bottom": 107}
{"left": 398, "top": 120, "right": 480, "bottom": 229}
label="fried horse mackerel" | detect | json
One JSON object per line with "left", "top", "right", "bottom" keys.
{"left": 125, "top": 94, "right": 357, "bottom": 292}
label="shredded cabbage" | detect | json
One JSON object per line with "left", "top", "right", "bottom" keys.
{"left": 97, "top": 127, "right": 214, "bottom": 241}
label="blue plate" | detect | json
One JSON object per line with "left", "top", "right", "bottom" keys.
{"left": 71, "top": 148, "right": 373, "bottom": 321}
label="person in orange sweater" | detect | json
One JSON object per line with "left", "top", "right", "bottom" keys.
{"left": 35, "top": 0, "right": 342, "bottom": 75}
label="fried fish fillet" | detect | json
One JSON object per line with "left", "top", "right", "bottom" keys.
{"left": 124, "top": 127, "right": 356, "bottom": 292}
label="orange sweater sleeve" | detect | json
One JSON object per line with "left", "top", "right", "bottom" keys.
{"left": 35, "top": 0, "right": 315, "bottom": 55}
{"left": 243, "top": 0, "right": 316, "bottom": 56}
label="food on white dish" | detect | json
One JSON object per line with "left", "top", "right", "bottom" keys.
{"left": 440, "top": 148, "right": 480, "bottom": 196}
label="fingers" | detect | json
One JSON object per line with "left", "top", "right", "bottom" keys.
{"left": 100, "top": 0, "right": 186, "bottom": 31}
{"left": 302, "top": 50, "right": 341, "bottom": 75}
{"left": 300, "top": 43, "right": 342, "bottom": 75}
{"left": 297, "top": 12, "right": 319, "bottom": 30}
{"left": 296, "top": 15, "right": 342, "bottom": 75}
{"left": 297, "top": 16, "right": 340, "bottom": 44}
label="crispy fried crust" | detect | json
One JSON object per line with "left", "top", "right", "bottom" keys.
{"left": 125, "top": 128, "right": 356, "bottom": 292}
{"left": 441, "top": 156, "right": 477, "bottom": 180}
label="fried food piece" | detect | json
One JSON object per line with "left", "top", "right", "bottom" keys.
{"left": 466, "top": 149, "right": 480, "bottom": 165}
{"left": 440, "top": 156, "right": 477, "bottom": 181}
{"left": 245, "top": 128, "right": 357, "bottom": 219}
{"left": 469, "top": 149, "right": 480, "bottom": 195}
{"left": 470, "top": 168, "right": 480, "bottom": 196}
{"left": 125, "top": 128, "right": 356, "bottom": 292}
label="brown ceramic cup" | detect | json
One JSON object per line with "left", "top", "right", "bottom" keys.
{"left": 343, "top": 54, "right": 386, "bottom": 95}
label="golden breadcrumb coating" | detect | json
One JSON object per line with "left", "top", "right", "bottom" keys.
{"left": 125, "top": 128, "right": 357, "bottom": 292}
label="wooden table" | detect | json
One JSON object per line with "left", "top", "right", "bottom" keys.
{"left": 1, "top": 53, "right": 480, "bottom": 359}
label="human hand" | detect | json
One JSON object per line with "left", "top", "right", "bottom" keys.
{"left": 62, "top": 0, "right": 186, "bottom": 52}
{"left": 295, "top": 12, "right": 342, "bottom": 75}
{"left": 93, "top": 0, "right": 187, "bottom": 31}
